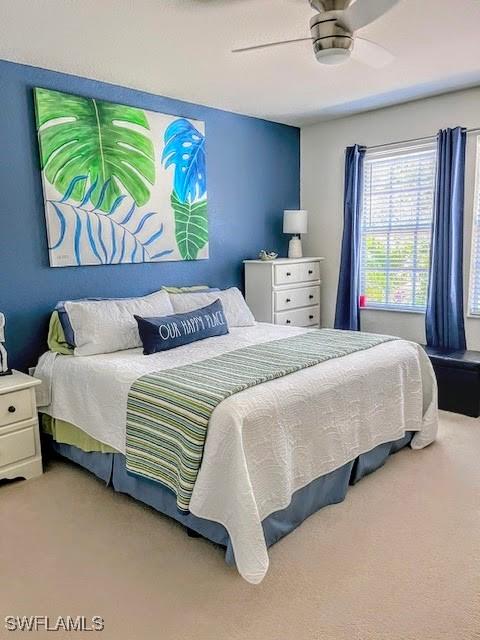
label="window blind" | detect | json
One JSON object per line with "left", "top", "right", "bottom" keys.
{"left": 469, "top": 137, "right": 480, "bottom": 315}
{"left": 360, "top": 143, "right": 437, "bottom": 311}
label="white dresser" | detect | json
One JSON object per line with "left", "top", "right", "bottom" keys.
{"left": 244, "top": 257, "right": 324, "bottom": 327}
{"left": 0, "top": 371, "right": 42, "bottom": 481}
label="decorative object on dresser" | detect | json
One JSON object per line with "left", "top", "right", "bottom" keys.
{"left": 283, "top": 210, "right": 308, "bottom": 258}
{"left": 244, "top": 257, "right": 323, "bottom": 327}
{"left": 0, "top": 312, "right": 11, "bottom": 376}
{"left": 258, "top": 250, "right": 278, "bottom": 261}
{"left": 0, "top": 371, "right": 42, "bottom": 481}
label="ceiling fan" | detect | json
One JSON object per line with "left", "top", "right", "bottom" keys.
{"left": 232, "top": 0, "right": 400, "bottom": 68}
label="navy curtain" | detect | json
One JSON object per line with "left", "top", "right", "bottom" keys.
{"left": 426, "top": 127, "right": 467, "bottom": 351}
{"left": 334, "top": 144, "right": 366, "bottom": 331}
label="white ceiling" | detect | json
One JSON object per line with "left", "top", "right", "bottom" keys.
{"left": 1, "top": 0, "right": 480, "bottom": 126}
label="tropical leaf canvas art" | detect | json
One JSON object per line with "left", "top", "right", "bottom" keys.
{"left": 34, "top": 88, "right": 208, "bottom": 267}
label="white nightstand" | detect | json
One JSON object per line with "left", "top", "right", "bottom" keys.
{"left": 244, "top": 257, "right": 324, "bottom": 327}
{"left": 0, "top": 371, "right": 43, "bottom": 481}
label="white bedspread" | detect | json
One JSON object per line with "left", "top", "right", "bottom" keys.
{"left": 35, "top": 324, "right": 438, "bottom": 583}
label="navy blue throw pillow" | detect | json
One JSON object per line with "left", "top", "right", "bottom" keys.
{"left": 135, "top": 299, "right": 229, "bottom": 355}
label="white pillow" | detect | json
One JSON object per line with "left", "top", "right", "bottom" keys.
{"left": 65, "top": 289, "right": 174, "bottom": 356}
{"left": 170, "top": 287, "right": 255, "bottom": 327}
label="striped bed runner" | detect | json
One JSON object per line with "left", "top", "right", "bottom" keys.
{"left": 126, "top": 328, "right": 395, "bottom": 511}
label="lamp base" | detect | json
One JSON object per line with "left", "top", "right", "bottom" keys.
{"left": 288, "top": 236, "right": 303, "bottom": 259}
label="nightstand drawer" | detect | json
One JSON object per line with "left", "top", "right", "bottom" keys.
{"left": 275, "top": 285, "right": 320, "bottom": 312}
{"left": 0, "top": 389, "right": 34, "bottom": 428}
{"left": 274, "top": 261, "right": 320, "bottom": 286}
{"left": 275, "top": 306, "right": 320, "bottom": 328}
{"left": 0, "top": 427, "right": 36, "bottom": 467}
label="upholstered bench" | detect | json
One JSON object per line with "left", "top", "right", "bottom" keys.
{"left": 424, "top": 347, "right": 480, "bottom": 417}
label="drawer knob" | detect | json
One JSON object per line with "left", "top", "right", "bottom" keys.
{"left": 309, "top": 294, "right": 314, "bottom": 300}
{"left": 8, "top": 405, "right": 16, "bottom": 413}
{"left": 286, "top": 272, "right": 291, "bottom": 277}
{"left": 286, "top": 320, "right": 291, "bottom": 324}
{"left": 308, "top": 270, "right": 313, "bottom": 275}
{"left": 286, "top": 298, "right": 291, "bottom": 303}
{"left": 309, "top": 315, "right": 314, "bottom": 320}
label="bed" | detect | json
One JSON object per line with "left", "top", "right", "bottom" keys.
{"left": 35, "top": 322, "right": 438, "bottom": 584}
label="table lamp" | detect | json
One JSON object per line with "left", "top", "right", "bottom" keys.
{"left": 0, "top": 312, "right": 11, "bottom": 376}
{"left": 283, "top": 210, "right": 308, "bottom": 259}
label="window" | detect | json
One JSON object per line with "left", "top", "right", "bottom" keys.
{"left": 469, "top": 137, "right": 480, "bottom": 316}
{"left": 360, "top": 142, "right": 437, "bottom": 311}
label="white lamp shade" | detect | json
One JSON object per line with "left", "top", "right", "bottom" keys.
{"left": 283, "top": 210, "right": 308, "bottom": 235}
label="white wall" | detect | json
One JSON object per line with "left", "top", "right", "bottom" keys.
{"left": 301, "top": 87, "right": 480, "bottom": 349}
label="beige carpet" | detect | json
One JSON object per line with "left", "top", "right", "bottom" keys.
{"left": 1, "top": 411, "right": 479, "bottom": 640}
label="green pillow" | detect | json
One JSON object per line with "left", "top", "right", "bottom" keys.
{"left": 48, "top": 311, "right": 74, "bottom": 355}
{"left": 162, "top": 285, "right": 211, "bottom": 294}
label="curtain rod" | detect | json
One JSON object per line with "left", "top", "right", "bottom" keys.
{"left": 367, "top": 127, "right": 480, "bottom": 151}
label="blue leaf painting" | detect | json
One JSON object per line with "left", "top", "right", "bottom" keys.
{"left": 162, "top": 118, "right": 206, "bottom": 204}
{"left": 46, "top": 176, "right": 172, "bottom": 265}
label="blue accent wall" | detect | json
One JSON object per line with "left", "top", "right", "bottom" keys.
{"left": 0, "top": 60, "right": 300, "bottom": 371}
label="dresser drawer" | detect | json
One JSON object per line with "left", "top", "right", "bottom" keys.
{"left": 275, "top": 306, "right": 320, "bottom": 328}
{"left": 0, "top": 389, "right": 35, "bottom": 428}
{"left": 274, "top": 261, "right": 320, "bottom": 286}
{"left": 0, "top": 427, "right": 36, "bottom": 467}
{"left": 275, "top": 285, "right": 320, "bottom": 312}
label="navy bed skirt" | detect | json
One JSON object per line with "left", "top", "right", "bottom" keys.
{"left": 47, "top": 432, "right": 414, "bottom": 565}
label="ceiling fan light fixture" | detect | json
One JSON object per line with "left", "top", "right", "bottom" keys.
{"left": 314, "top": 47, "right": 352, "bottom": 65}
{"left": 310, "top": 11, "right": 353, "bottom": 65}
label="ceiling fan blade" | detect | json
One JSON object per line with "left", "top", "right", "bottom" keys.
{"left": 351, "top": 37, "right": 394, "bottom": 68}
{"left": 232, "top": 37, "right": 313, "bottom": 53}
{"left": 339, "top": 0, "right": 400, "bottom": 32}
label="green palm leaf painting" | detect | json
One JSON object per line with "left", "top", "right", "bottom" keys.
{"left": 34, "top": 88, "right": 208, "bottom": 267}
{"left": 35, "top": 88, "right": 155, "bottom": 212}
{"left": 171, "top": 192, "right": 208, "bottom": 260}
